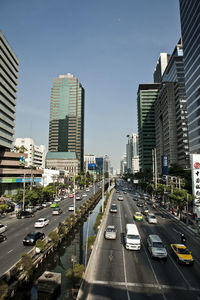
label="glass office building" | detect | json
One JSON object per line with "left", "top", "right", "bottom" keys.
{"left": 137, "top": 84, "right": 160, "bottom": 171}
{"left": 48, "top": 73, "right": 84, "bottom": 171}
{"left": 179, "top": 0, "right": 200, "bottom": 153}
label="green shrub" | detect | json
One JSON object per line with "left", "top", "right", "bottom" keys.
{"left": 35, "top": 239, "right": 47, "bottom": 252}
{"left": 66, "top": 263, "right": 85, "bottom": 288}
{"left": 48, "top": 231, "right": 59, "bottom": 245}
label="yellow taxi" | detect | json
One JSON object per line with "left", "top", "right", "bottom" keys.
{"left": 134, "top": 212, "right": 143, "bottom": 221}
{"left": 170, "top": 244, "right": 194, "bottom": 265}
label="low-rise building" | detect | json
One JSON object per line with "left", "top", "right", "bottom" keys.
{"left": 45, "top": 152, "right": 79, "bottom": 176}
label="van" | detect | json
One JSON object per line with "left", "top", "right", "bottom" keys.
{"left": 125, "top": 224, "right": 141, "bottom": 250}
{"left": 147, "top": 234, "right": 167, "bottom": 259}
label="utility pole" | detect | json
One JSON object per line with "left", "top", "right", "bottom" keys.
{"left": 154, "top": 148, "right": 157, "bottom": 189}
{"left": 102, "top": 158, "right": 104, "bottom": 213}
{"left": 73, "top": 167, "right": 76, "bottom": 212}
{"left": 186, "top": 193, "right": 189, "bottom": 226}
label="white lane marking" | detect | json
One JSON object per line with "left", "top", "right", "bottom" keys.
{"left": 119, "top": 205, "right": 131, "bottom": 300}
{"left": 92, "top": 280, "right": 200, "bottom": 291}
{"left": 173, "top": 228, "right": 182, "bottom": 235}
{"left": 168, "top": 253, "right": 192, "bottom": 289}
{"left": 125, "top": 200, "right": 167, "bottom": 300}
{"left": 8, "top": 249, "right": 13, "bottom": 254}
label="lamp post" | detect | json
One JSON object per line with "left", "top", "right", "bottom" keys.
{"left": 73, "top": 167, "right": 76, "bottom": 212}
{"left": 102, "top": 157, "right": 104, "bottom": 213}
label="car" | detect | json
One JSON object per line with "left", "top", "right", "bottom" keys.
{"left": 134, "top": 212, "right": 143, "bottom": 221}
{"left": 147, "top": 213, "right": 157, "bottom": 224}
{"left": 42, "top": 202, "right": 50, "bottom": 207}
{"left": 25, "top": 206, "right": 37, "bottom": 213}
{"left": 0, "top": 224, "right": 7, "bottom": 234}
{"left": 23, "top": 232, "right": 45, "bottom": 246}
{"left": 137, "top": 201, "right": 144, "bottom": 207}
{"left": 76, "top": 196, "right": 82, "bottom": 201}
{"left": 118, "top": 196, "right": 124, "bottom": 201}
{"left": 35, "top": 204, "right": 43, "bottom": 210}
{"left": 110, "top": 204, "right": 118, "bottom": 213}
{"left": 0, "top": 234, "right": 7, "bottom": 242}
{"left": 86, "top": 188, "right": 90, "bottom": 192}
{"left": 50, "top": 202, "right": 59, "bottom": 208}
{"left": 123, "top": 191, "right": 127, "bottom": 194}
{"left": 68, "top": 205, "right": 74, "bottom": 211}
{"left": 54, "top": 197, "right": 61, "bottom": 202}
{"left": 69, "top": 194, "right": 74, "bottom": 198}
{"left": 34, "top": 218, "right": 49, "bottom": 228}
{"left": 116, "top": 190, "right": 120, "bottom": 193}
{"left": 104, "top": 225, "right": 117, "bottom": 240}
{"left": 142, "top": 206, "right": 149, "bottom": 215}
{"left": 16, "top": 210, "right": 34, "bottom": 219}
{"left": 171, "top": 244, "right": 194, "bottom": 265}
{"left": 52, "top": 208, "right": 63, "bottom": 215}
{"left": 147, "top": 234, "right": 167, "bottom": 259}
{"left": 82, "top": 194, "right": 87, "bottom": 197}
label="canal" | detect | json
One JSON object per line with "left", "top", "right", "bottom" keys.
{"left": 13, "top": 196, "right": 104, "bottom": 300}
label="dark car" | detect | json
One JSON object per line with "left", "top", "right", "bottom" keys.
{"left": 23, "top": 232, "right": 45, "bottom": 246}
{"left": 0, "top": 234, "right": 7, "bottom": 242}
{"left": 137, "top": 201, "right": 144, "bottom": 207}
{"left": 17, "top": 210, "right": 34, "bottom": 219}
{"left": 110, "top": 204, "right": 118, "bottom": 213}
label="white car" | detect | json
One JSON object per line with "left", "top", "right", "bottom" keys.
{"left": 34, "top": 218, "right": 49, "bottom": 228}
{"left": 86, "top": 188, "right": 90, "bottom": 192}
{"left": 0, "top": 224, "right": 7, "bottom": 234}
{"left": 82, "top": 194, "right": 87, "bottom": 197}
{"left": 147, "top": 213, "right": 157, "bottom": 224}
{"left": 68, "top": 205, "right": 74, "bottom": 211}
{"left": 54, "top": 198, "right": 61, "bottom": 202}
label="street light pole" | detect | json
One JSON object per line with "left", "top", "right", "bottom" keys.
{"left": 22, "top": 170, "right": 25, "bottom": 211}
{"left": 102, "top": 157, "right": 104, "bottom": 213}
{"left": 73, "top": 167, "right": 76, "bottom": 212}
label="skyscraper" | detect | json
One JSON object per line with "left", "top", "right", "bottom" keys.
{"left": 0, "top": 31, "right": 19, "bottom": 150}
{"left": 153, "top": 53, "right": 170, "bottom": 84}
{"left": 179, "top": 0, "right": 200, "bottom": 154}
{"left": 137, "top": 84, "right": 160, "bottom": 171}
{"left": 48, "top": 73, "right": 84, "bottom": 171}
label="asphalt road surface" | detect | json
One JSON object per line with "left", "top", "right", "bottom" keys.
{"left": 80, "top": 180, "right": 200, "bottom": 300}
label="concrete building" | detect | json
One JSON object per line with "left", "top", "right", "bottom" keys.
{"left": 48, "top": 73, "right": 84, "bottom": 171}
{"left": 103, "top": 155, "right": 110, "bottom": 174}
{"left": 132, "top": 156, "right": 139, "bottom": 173}
{"left": 179, "top": 0, "right": 200, "bottom": 155}
{"left": 84, "top": 154, "right": 96, "bottom": 173}
{"left": 45, "top": 152, "right": 79, "bottom": 177}
{"left": 15, "top": 138, "right": 46, "bottom": 168}
{"left": 137, "top": 84, "right": 160, "bottom": 171}
{"left": 0, "top": 31, "right": 19, "bottom": 150}
{"left": 120, "top": 153, "right": 127, "bottom": 175}
{"left": 126, "top": 133, "right": 139, "bottom": 173}
{"left": 153, "top": 53, "right": 170, "bottom": 84}
{"left": 155, "top": 82, "right": 178, "bottom": 173}
{"left": 161, "top": 39, "right": 190, "bottom": 169}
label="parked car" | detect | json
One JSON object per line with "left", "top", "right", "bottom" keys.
{"left": 50, "top": 202, "right": 59, "bottom": 208}
{"left": 54, "top": 197, "right": 61, "bottom": 202}
{"left": 35, "top": 204, "right": 43, "bottom": 210}
{"left": 147, "top": 213, "right": 157, "bottom": 224}
{"left": 137, "top": 201, "right": 144, "bottom": 207}
{"left": 34, "top": 218, "right": 49, "bottom": 228}
{"left": 25, "top": 206, "right": 37, "bottom": 213}
{"left": 52, "top": 208, "right": 62, "bottom": 215}
{"left": 0, "top": 234, "right": 7, "bottom": 242}
{"left": 16, "top": 210, "right": 34, "bottom": 219}
{"left": 0, "top": 224, "right": 7, "bottom": 234}
{"left": 23, "top": 232, "right": 45, "bottom": 246}
{"left": 104, "top": 225, "right": 117, "bottom": 240}
{"left": 171, "top": 244, "right": 194, "bottom": 265}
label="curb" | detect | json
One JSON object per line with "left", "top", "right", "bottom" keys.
{"left": 76, "top": 188, "right": 114, "bottom": 300}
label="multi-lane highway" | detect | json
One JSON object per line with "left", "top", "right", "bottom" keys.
{"left": 80, "top": 180, "right": 200, "bottom": 300}
{"left": 0, "top": 186, "right": 99, "bottom": 278}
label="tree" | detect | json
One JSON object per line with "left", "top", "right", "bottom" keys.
{"left": 16, "top": 253, "right": 33, "bottom": 280}
{"left": 66, "top": 263, "right": 85, "bottom": 288}
{"left": 168, "top": 188, "right": 194, "bottom": 218}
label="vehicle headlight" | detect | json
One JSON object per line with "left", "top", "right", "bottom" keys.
{"left": 30, "top": 239, "right": 34, "bottom": 242}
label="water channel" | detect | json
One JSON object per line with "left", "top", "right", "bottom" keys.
{"left": 12, "top": 197, "right": 103, "bottom": 300}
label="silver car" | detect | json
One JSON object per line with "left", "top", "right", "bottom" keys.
{"left": 104, "top": 225, "right": 117, "bottom": 240}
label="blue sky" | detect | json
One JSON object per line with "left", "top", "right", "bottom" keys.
{"left": 0, "top": 0, "right": 181, "bottom": 169}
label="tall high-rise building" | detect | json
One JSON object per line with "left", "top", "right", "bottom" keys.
{"left": 48, "top": 73, "right": 84, "bottom": 171}
{"left": 137, "top": 84, "right": 160, "bottom": 171}
{"left": 0, "top": 31, "right": 19, "bottom": 150}
{"left": 126, "top": 133, "right": 139, "bottom": 173}
{"left": 179, "top": 0, "right": 200, "bottom": 154}
{"left": 153, "top": 53, "right": 171, "bottom": 84}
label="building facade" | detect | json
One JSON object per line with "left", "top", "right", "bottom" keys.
{"left": 162, "top": 39, "right": 189, "bottom": 169}
{"left": 84, "top": 154, "right": 96, "bottom": 173}
{"left": 155, "top": 82, "right": 178, "bottom": 173}
{"left": 0, "top": 31, "right": 19, "bottom": 150}
{"left": 153, "top": 53, "right": 170, "bottom": 84}
{"left": 137, "top": 84, "right": 160, "bottom": 171}
{"left": 48, "top": 73, "right": 84, "bottom": 171}
{"left": 15, "top": 138, "right": 46, "bottom": 168}
{"left": 179, "top": 0, "right": 200, "bottom": 154}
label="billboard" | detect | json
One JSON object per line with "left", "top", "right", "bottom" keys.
{"left": 190, "top": 154, "right": 200, "bottom": 216}
{"left": 162, "top": 155, "right": 169, "bottom": 176}
{"left": 88, "top": 163, "right": 97, "bottom": 170}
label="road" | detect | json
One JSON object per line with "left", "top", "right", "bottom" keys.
{"left": 0, "top": 185, "right": 101, "bottom": 278}
{"left": 80, "top": 180, "right": 200, "bottom": 300}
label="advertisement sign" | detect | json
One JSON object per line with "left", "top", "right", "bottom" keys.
{"left": 162, "top": 155, "right": 169, "bottom": 176}
{"left": 88, "top": 163, "right": 97, "bottom": 170}
{"left": 190, "top": 154, "right": 200, "bottom": 216}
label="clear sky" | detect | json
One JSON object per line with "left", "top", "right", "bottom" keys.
{"left": 0, "top": 0, "right": 181, "bottom": 169}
